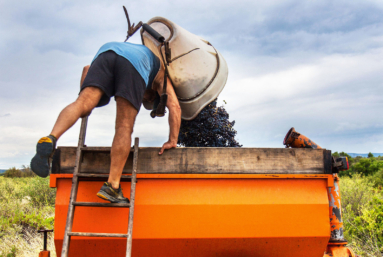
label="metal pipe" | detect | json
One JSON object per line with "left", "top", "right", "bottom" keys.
{"left": 283, "top": 127, "right": 321, "bottom": 149}
{"left": 323, "top": 175, "right": 357, "bottom": 257}
{"left": 327, "top": 174, "right": 345, "bottom": 242}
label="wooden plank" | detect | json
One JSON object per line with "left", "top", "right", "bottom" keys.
{"left": 53, "top": 147, "right": 326, "bottom": 174}
{"left": 80, "top": 147, "right": 134, "bottom": 152}
{"left": 72, "top": 202, "right": 130, "bottom": 208}
{"left": 68, "top": 232, "right": 127, "bottom": 238}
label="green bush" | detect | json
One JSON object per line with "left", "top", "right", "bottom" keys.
{"left": 352, "top": 158, "right": 383, "bottom": 177}
{"left": 368, "top": 168, "right": 383, "bottom": 188}
{"left": 335, "top": 152, "right": 383, "bottom": 178}
{"left": 4, "top": 166, "right": 35, "bottom": 178}
{"left": 341, "top": 175, "right": 383, "bottom": 256}
{"left": 24, "top": 177, "right": 56, "bottom": 207}
{"left": 340, "top": 174, "right": 375, "bottom": 216}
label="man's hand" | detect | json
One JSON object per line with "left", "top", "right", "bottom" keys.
{"left": 159, "top": 141, "right": 177, "bottom": 155}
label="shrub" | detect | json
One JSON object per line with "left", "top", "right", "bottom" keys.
{"left": 352, "top": 158, "right": 383, "bottom": 177}
{"left": 4, "top": 167, "right": 23, "bottom": 178}
{"left": 341, "top": 175, "right": 383, "bottom": 256}
{"left": 4, "top": 166, "right": 35, "bottom": 178}
{"left": 341, "top": 174, "right": 375, "bottom": 216}
{"left": 23, "top": 177, "right": 56, "bottom": 208}
{"left": 368, "top": 168, "right": 383, "bottom": 188}
{"left": 336, "top": 153, "right": 383, "bottom": 178}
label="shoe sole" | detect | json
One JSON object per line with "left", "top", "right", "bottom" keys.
{"left": 31, "top": 137, "right": 54, "bottom": 178}
{"left": 97, "top": 190, "right": 129, "bottom": 204}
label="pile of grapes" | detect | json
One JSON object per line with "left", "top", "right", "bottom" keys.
{"left": 178, "top": 99, "right": 241, "bottom": 147}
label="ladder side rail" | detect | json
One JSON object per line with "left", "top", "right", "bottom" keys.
{"left": 126, "top": 137, "right": 139, "bottom": 257}
{"left": 61, "top": 117, "right": 88, "bottom": 257}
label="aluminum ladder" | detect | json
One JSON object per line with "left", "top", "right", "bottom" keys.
{"left": 60, "top": 117, "right": 138, "bottom": 257}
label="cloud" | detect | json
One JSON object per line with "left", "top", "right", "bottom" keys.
{"left": 0, "top": 0, "right": 383, "bottom": 168}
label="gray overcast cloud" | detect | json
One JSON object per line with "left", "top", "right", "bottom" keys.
{"left": 1, "top": 0, "right": 382, "bottom": 168}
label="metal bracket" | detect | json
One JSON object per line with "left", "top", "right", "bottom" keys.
{"left": 38, "top": 229, "right": 53, "bottom": 251}
{"left": 331, "top": 156, "right": 348, "bottom": 173}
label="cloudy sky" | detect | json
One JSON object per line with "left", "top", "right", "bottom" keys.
{"left": 1, "top": 0, "right": 382, "bottom": 168}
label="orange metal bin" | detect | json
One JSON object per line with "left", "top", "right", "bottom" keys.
{"left": 51, "top": 174, "right": 332, "bottom": 257}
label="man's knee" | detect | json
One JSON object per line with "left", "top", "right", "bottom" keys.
{"left": 75, "top": 97, "right": 94, "bottom": 115}
{"left": 76, "top": 87, "right": 102, "bottom": 115}
{"left": 115, "top": 122, "right": 134, "bottom": 135}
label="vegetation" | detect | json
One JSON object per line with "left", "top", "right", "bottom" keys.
{"left": 334, "top": 152, "right": 383, "bottom": 256}
{"left": 0, "top": 173, "right": 56, "bottom": 257}
{"left": 178, "top": 100, "right": 241, "bottom": 147}
{"left": 3, "top": 166, "right": 36, "bottom": 178}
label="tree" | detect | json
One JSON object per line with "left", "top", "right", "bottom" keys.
{"left": 333, "top": 151, "right": 354, "bottom": 166}
{"left": 368, "top": 152, "right": 374, "bottom": 158}
{"left": 178, "top": 99, "right": 241, "bottom": 147}
{"left": 4, "top": 166, "right": 35, "bottom": 178}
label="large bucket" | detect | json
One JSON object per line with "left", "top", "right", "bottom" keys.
{"left": 141, "top": 17, "right": 229, "bottom": 120}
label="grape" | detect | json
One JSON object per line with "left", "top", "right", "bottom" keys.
{"left": 178, "top": 99, "right": 242, "bottom": 147}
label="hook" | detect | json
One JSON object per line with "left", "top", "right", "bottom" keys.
{"left": 123, "top": 6, "right": 143, "bottom": 42}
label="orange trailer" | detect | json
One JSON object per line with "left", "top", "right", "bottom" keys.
{"left": 50, "top": 146, "right": 355, "bottom": 257}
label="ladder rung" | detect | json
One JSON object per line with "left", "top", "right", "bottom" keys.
{"left": 68, "top": 232, "right": 127, "bottom": 238}
{"left": 76, "top": 174, "right": 132, "bottom": 181}
{"left": 72, "top": 202, "right": 130, "bottom": 208}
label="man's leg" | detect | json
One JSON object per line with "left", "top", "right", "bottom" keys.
{"left": 97, "top": 97, "right": 137, "bottom": 203}
{"left": 50, "top": 86, "right": 103, "bottom": 139}
{"left": 109, "top": 97, "right": 138, "bottom": 188}
{"left": 31, "top": 86, "right": 103, "bottom": 177}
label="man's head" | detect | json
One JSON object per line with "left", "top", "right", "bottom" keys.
{"left": 141, "top": 20, "right": 171, "bottom": 110}
{"left": 142, "top": 54, "right": 165, "bottom": 110}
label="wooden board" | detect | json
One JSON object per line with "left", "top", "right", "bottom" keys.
{"left": 52, "top": 147, "right": 331, "bottom": 174}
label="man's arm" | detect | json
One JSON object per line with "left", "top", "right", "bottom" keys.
{"left": 159, "top": 81, "right": 181, "bottom": 155}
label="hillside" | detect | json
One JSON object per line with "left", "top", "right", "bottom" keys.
{"left": 347, "top": 153, "right": 383, "bottom": 158}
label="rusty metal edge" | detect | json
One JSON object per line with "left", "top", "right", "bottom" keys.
{"left": 323, "top": 150, "right": 332, "bottom": 174}
{"left": 51, "top": 148, "right": 61, "bottom": 174}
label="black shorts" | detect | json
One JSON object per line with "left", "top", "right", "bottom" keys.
{"left": 80, "top": 50, "right": 146, "bottom": 111}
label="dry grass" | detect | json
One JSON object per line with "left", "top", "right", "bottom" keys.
{"left": 0, "top": 177, "right": 56, "bottom": 257}
{"left": 0, "top": 228, "right": 56, "bottom": 257}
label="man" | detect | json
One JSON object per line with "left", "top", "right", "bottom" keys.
{"left": 30, "top": 41, "right": 182, "bottom": 203}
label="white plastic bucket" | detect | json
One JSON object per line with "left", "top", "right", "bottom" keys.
{"left": 141, "top": 17, "right": 228, "bottom": 120}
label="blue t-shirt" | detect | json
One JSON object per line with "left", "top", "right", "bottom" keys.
{"left": 92, "top": 42, "right": 160, "bottom": 88}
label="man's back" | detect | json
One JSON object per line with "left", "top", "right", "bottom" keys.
{"left": 93, "top": 42, "right": 160, "bottom": 87}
